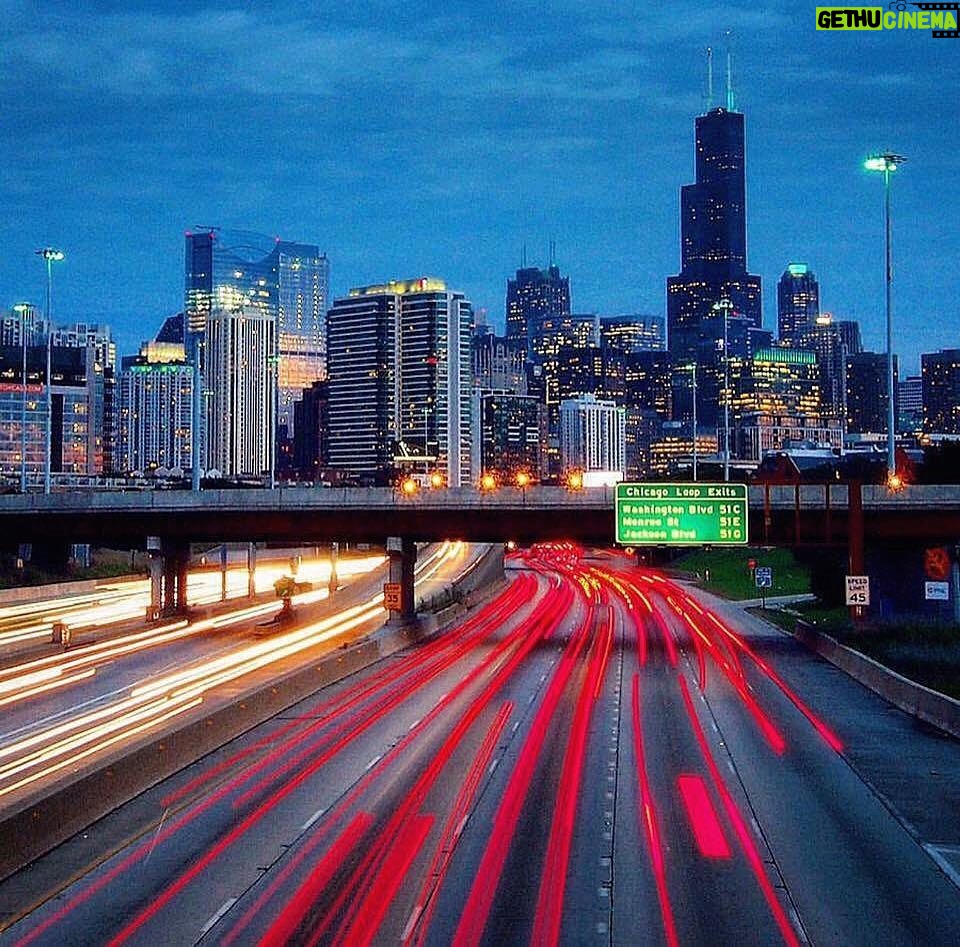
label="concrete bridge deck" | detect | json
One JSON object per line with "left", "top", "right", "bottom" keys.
{"left": 2, "top": 484, "right": 960, "bottom": 547}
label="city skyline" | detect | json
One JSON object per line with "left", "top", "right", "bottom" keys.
{"left": 2, "top": 3, "right": 958, "bottom": 373}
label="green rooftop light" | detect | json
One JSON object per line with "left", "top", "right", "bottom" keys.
{"left": 787, "top": 263, "right": 808, "bottom": 276}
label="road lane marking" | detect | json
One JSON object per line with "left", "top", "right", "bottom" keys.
{"left": 925, "top": 843, "right": 960, "bottom": 889}
{"left": 365, "top": 755, "right": 382, "bottom": 771}
{"left": 200, "top": 897, "right": 237, "bottom": 937}
{"left": 301, "top": 807, "right": 325, "bottom": 831}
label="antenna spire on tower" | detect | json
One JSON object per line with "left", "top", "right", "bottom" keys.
{"left": 725, "top": 32, "right": 735, "bottom": 111}
{"left": 706, "top": 46, "right": 713, "bottom": 111}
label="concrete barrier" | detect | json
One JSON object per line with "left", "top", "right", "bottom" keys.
{"left": 0, "top": 575, "right": 141, "bottom": 607}
{"left": 794, "top": 620, "right": 960, "bottom": 740}
{"left": 0, "top": 549, "right": 507, "bottom": 882}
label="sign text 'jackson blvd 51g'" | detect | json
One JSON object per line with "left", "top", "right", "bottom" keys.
{"left": 615, "top": 482, "right": 749, "bottom": 546}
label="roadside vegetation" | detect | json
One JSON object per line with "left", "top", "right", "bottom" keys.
{"left": 670, "top": 546, "right": 811, "bottom": 600}
{"left": 674, "top": 548, "right": 960, "bottom": 700}
{"left": 0, "top": 548, "right": 146, "bottom": 590}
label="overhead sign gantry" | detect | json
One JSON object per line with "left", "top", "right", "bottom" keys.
{"left": 615, "top": 482, "right": 748, "bottom": 546}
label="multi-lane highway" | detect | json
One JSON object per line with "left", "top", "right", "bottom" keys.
{"left": 0, "top": 542, "right": 476, "bottom": 811}
{"left": 2, "top": 543, "right": 959, "bottom": 945}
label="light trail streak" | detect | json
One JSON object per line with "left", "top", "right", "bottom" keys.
{"left": 630, "top": 673, "right": 680, "bottom": 947}
{"left": 0, "top": 546, "right": 459, "bottom": 803}
{"left": 677, "top": 773, "right": 731, "bottom": 859}
{"left": 0, "top": 555, "right": 387, "bottom": 647}
{"left": 112, "top": 575, "right": 552, "bottom": 947}
{"left": 532, "top": 604, "right": 613, "bottom": 947}
{"left": 453, "top": 590, "right": 591, "bottom": 947}
{"left": 678, "top": 675, "right": 801, "bottom": 947}
{"left": 405, "top": 702, "right": 513, "bottom": 947}
{"left": 221, "top": 577, "right": 545, "bottom": 946}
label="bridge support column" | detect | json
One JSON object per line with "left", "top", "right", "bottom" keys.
{"left": 387, "top": 536, "right": 416, "bottom": 622}
{"left": 220, "top": 544, "right": 228, "bottom": 602}
{"left": 147, "top": 536, "right": 163, "bottom": 621}
{"left": 161, "top": 539, "right": 190, "bottom": 616}
{"left": 247, "top": 542, "right": 257, "bottom": 599}
{"left": 329, "top": 542, "right": 339, "bottom": 594}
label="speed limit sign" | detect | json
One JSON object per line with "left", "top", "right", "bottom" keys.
{"left": 845, "top": 575, "right": 870, "bottom": 606}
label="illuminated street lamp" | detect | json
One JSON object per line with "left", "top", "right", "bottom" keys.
{"left": 400, "top": 475, "right": 419, "bottom": 496}
{"left": 864, "top": 151, "right": 907, "bottom": 487}
{"left": 35, "top": 248, "right": 64, "bottom": 495}
{"left": 566, "top": 470, "right": 584, "bottom": 491}
{"left": 13, "top": 304, "right": 31, "bottom": 493}
{"left": 681, "top": 362, "right": 698, "bottom": 481}
{"left": 515, "top": 470, "right": 531, "bottom": 489}
{"left": 429, "top": 470, "right": 445, "bottom": 489}
{"left": 479, "top": 472, "right": 497, "bottom": 492}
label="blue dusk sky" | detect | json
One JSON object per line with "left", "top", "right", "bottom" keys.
{"left": 2, "top": 1, "right": 958, "bottom": 373}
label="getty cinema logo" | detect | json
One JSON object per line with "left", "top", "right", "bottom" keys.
{"left": 817, "top": 2, "right": 959, "bottom": 36}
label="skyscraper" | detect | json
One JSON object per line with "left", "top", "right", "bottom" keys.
{"left": 922, "top": 350, "right": 960, "bottom": 435}
{"left": 600, "top": 314, "right": 665, "bottom": 354}
{"left": 777, "top": 264, "right": 820, "bottom": 345}
{"left": 275, "top": 242, "right": 329, "bottom": 441}
{"left": 666, "top": 105, "right": 762, "bottom": 364}
{"left": 505, "top": 264, "right": 571, "bottom": 350}
{"left": 184, "top": 230, "right": 328, "bottom": 473}
{"left": 847, "top": 351, "right": 897, "bottom": 435}
{"left": 559, "top": 394, "right": 626, "bottom": 479}
{"left": 117, "top": 341, "right": 194, "bottom": 475}
{"left": 327, "top": 278, "right": 472, "bottom": 486}
{"left": 204, "top": 306, "right": 275, "bottom": 478}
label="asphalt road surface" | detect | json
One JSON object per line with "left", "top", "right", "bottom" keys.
{"left": 2, "top": 543, "right": 958, "bottom": 946}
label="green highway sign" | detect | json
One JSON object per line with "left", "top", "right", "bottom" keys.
{"left": 615, "top": 482, "right": 749, "bottom": 546}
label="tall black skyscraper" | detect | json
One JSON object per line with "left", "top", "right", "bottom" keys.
{"left": 505, "top": 265, "right": 571, "bottom": 350}
{"left": 666, "top": 106, "right": 762, "bottom": 364}
{"left": 777, "top": 264, "right": 820, "bottom": 345}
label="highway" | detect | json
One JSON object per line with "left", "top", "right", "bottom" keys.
{"left": 2, "top": 544, "right": 959, "bottom": 945}
{"left": 0, "top": 549, "right": 386, "bottom": 651}
{"left": 0, "top": 542, "right": 477, "bottom": 811}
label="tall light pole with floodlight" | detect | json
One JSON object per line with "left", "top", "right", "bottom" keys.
{"left": 13, "top": 304, "right": 31, "bottom": 493}
{"left": 35, "top": 248, "right": 64, "bottom": 495}
{"left": 713, "top": 296, "right": 735, "bottom": 482}
{"left": 864, "top": 152, "right": 907, "bottom": 487}
{"left": 682, "top": 362, "right": 698, "bottom": 481}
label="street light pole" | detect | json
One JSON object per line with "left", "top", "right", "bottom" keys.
{"left": 714, "top": 297, "right": 734, "bottom": 482}
{"left": 35, "top": 248, "right": 64, "bottom": 495}
{"left": 13, "top": 304, "right": 30, "bottom": 493}
{"left": 684, "top": 362, "right": 698, "bottom": 481}
{"left": 865, "top": 152, "right": 907, "bottom": 486}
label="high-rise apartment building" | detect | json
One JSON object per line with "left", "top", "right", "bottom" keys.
{"left": 327, "top": 278, "right": 472, "bottom": 486}
{"left": 922, "top": 350, "right": 960, "bottom": 435}
{"left": 1, "top": 304, "right": 44, "bottom": 347}
{"left": 559, "top": 394, "right": 625, "bottom": 478}
{"left": 204, "top": 306, "right": 275, "bottom": 478}
{"left": 666, "top": 106, "right": 762, "bottom": 364}
{"left": 117, "top": 342, "right": 194, "bottom": 475}
{"left": 275, "top": 242, "right": 329, "bottom": 439}
{"left": 505, "top": 264, "right": 571, "bottom": 349}
{"left": 0, "top": 329, "right": 113, "bottom": 481}
{"left": 777, "top": 264, "right": 820, "bottom": 345}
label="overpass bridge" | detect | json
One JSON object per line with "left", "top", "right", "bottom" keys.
{"left": 3, "top": 483, "right": 960, "bottom": 616}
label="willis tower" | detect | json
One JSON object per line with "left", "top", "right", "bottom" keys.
{"left": 666, "top": 64, "right": 762, "bottom": 368}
